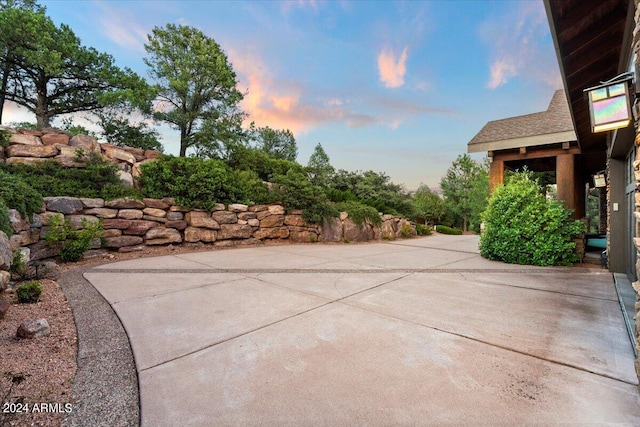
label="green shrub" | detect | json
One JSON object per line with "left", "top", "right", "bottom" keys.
{"left": 435, "top": 225, "right": 462, "bottom": 235}
{"left": 16, "top": 281, "right": 42, "bottom": 303}
{"left": 0, "top": 170, "right": 43, "bottom": 222}
{"left": 342, "top": 237, "right": 350, "bottom": 243}
{"left": 10, "top": 250, "right": 27, "bottom": 278}
{"left": 415, "top": 223, "right": 432, "bottom": 236}
{"left": 228, "top": 146, "right": 303, "bottom": 182}
{"left": 401, "top": 223, "right": 414, "bottom": 238}
{"left": 0, "top": 199, "right": 11, "bottom": 236}
{"left": 272, "top": 169, "right": 338, "bottom": 224}
{"left": 479, "top": 173, "right": 585, "bottom": 266}
{"left": 45, "top": 216, "right": 104, "bottom": 262}
{"left": 0, "top": 157, "right": 138, "bottom": 200}
{"left": 335, "top": 201, "right": 381, "bottom": 227}
{"left": 140, "top": 156, "right": 245, "bottom": 209}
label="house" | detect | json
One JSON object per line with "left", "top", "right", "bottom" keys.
{"left": 469, "top": 0, "right": 640, "bottom": 383}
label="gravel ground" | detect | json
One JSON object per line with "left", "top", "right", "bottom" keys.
{"left": 0, "top": 280, "right": 77, "bottom": 427}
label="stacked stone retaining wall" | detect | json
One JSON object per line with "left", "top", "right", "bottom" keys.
{"left": 0, "top": 126, "right": 162, "bottom": 186}
{"left": 0, "top": 196, "right": 417, "bottom": 288}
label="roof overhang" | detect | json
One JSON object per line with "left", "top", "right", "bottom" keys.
{"left": 544, "top": 0, "right": 634, "bottom": 174}
{"left": 467, "top": 130, "right": 577, "bottom": 154}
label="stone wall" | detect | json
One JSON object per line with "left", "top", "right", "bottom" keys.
{"left": 0, "top": 196, "right": 417, "bottom": 286}
{"left": 631, "top": 2, "right": 640, "bottom": 389}
{"left": 0, "top": 126, "right": 162, "bottom": 186}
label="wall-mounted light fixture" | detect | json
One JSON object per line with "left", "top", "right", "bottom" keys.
{"left": 584, "top": 72, "right": 633, "bottom": 133}
{"left": 593, "top": 171, "right": 606, "bottom": 188}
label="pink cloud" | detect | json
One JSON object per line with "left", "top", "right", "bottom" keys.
{"left": 377, "top": 46, "right": 409, "bottom": 88}
{"left": 482, "top": 2, "right": 560, "bottom": 89}
{"left": 96, "top": 2, "right": 148, "bottom": 51}
{"left": 229, "top": 49, "right": 378, "bottom": 134}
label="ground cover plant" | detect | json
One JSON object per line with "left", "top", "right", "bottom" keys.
{"left": 479, "top": 172, "right": 584, "bottom": 266}
{"left": 0, "top": 155, "right": 139, "bottom": 200}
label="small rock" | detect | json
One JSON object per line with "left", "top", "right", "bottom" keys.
{"left": 228, "top": 203, "right": 248, "bottom": 212}
{"left": 16, "top": 318, "right": 50, "bottom": 339}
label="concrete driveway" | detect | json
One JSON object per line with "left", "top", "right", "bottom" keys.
{"left": 84, "top": 234, "right": 640, "bottom": 426}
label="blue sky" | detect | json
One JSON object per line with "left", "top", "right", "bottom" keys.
{"left": 5, "top": 0, "right": 562, "bottom": 190}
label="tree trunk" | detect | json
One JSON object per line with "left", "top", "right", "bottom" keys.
{"left": 179, "top": 127, "right": 187, "bottom": 156}
{"left": 35, "top": 71, "right": 49, "bottom": 129}
{"left": 0, "top": 60, "right": 12, "bottom": 125}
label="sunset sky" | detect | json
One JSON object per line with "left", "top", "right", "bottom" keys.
{"left": 5, "top": 0, "right": 563, "bottom": 190}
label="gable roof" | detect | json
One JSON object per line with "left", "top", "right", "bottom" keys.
{"left": 467, "top": 89, "right": 577, "bottom": 153}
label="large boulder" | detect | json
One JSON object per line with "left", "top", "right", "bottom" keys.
{"left": 290, "top": 230, "right": 318, "bottom": 243}
{"left": 105, "top": 197, "right": 145, "bottom": 209}
{"left": 284, "top": 215, "right": 307, "bottom": 227}
{"left": 211, "top": 211, "right": 237, "bottom": 224}
{"left": 6, "top": 144, "right": 58, "bottom": 158}
{"left": 28, "top": 240, "right": 60, "bottom": 261}
{"left": 122, "top": 220, "right": 157, "bottom": 236}
{"left": 117, "top": 209, "right": 143, "bottom": 220}
{"left": 217, "top": 224, "right": 252, "bottom": 240}
{"left": 322, "top": 217, "right": 343, "bottom": 243}
{"left": 0, "top": 271, "right": 10, "bottom": 293}
{"left": 116, "top": 170, "right": 134, "bottom": 187}
{"left": 9, "top": 133, "right": 41, "bottom": 145}
{"left": 83, "top": 208, "right": 118, "bottom": 218}
{"left": 184, "top": 227, "right": 217, "bottom": 243}
{"left": 8, "top": 209, "right": 30, "bottom": 233}
{"left": 185, "top": 212, "right": 220, "bottom": 230}
{"left": 253, "top": 227, "right": 290, "bottom": 240}
{"left": 69, "top": 134, "right": 100, "bottom": 154}
{"left": 41, "top": 133, "right": 69, "bottom": 146}
{"left": 0, "top": 231, "right": 11, "bottom": 270}
{"left": 343, "top": 218, "right": 374, "bottom": 242}
{"left": 260, "top": 215, "right": 284, "bottom": 228}
{"left": 44, "top": 197, "right": 83, "bottom": 215}
{"left": 145, "top": 227, "right": 182, "bottom": 245}
{"left": 228, "top": 203, "right": 248, "bottom": 213}
{"left": 6, "top": 157, "right": 48, "bottom": 166}
{"left": 103, "top": 235, "right": 144, "bottom": 249}
{"left": 143, "top": 198, "right": 169, "bottom": 210}
{"left": 143, "top": 207, "right": 166, "bottom": 218}
{"left": 103, "top": 147, "right": 137, "bottom": 165}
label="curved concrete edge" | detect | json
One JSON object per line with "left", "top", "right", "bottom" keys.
{"left": 58, "top": 265, "right": 139, "bottom": 427}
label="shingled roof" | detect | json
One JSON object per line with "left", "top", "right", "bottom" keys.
{"left": 467, "top": 90, "right": 577, "bottom": 153}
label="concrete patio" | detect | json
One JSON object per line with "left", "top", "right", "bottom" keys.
{"left": 83, "top": 234, "right": 640, "bottom": 426}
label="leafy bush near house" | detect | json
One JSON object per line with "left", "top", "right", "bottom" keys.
{"left": 16, "top": 281, "right": 42, "bottom": 304}
{"left": 0, "top": 170, "right": 43, "bottom": 223}
{"left": 0, "top": 199, "right": 11, "bottom": 237}
{"left": 434, "top": 225, "right": 462, "bottom": 235}
{"left": 479, "top": 172, "right": 585, "bottom": 266}
{"left": 45, "top": 216, "right": 104, "bottom": 262}
{"left": 0, "top": 157, "right": 138, "bottom": 200}
{"left": 335, "top": 201, "right": 381, "bottom": 227}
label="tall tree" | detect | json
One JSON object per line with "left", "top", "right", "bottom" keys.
{"left": 440, "top": 154, "right": 489, "bottom": 232}
{"left": 144, "top": 24, "right": 245, "bottom": 157}
{"left": 254, "top": 126, "right": 297, "bottom": 161}
{"left": 307, "top": 143, "right": 334, "bottom": 187}
{"left": 0, "top": 0, "right": 45, "bottom": 124}
{"left": 412, "top": 184, "right": 445, "bottom": 225}
{"left": 0, "top": 2, "right": 150, "bottom": 128}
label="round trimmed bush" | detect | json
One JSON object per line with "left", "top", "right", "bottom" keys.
{"left": 479, "top": 173, "right": 584, "bottom": 266}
